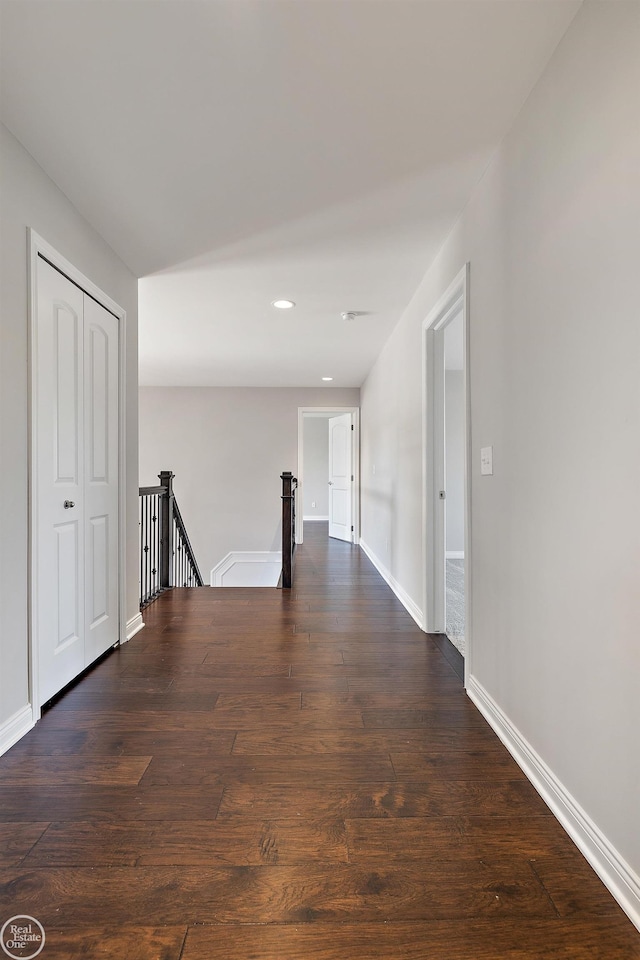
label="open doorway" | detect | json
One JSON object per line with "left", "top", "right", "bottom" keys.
{"left": 422, "top": 265, "right": 470, "bottom": 676}
{"left": 297, "top": 407, "right": 360, "bottom": 545}
{"left": 444, "top": 315, "right": 465, "bottom": 654}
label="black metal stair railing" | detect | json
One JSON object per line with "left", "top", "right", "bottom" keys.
{"left": 172, "top": 497, "right": 203, "bottom": 588}
{"left": 139, "top": 470, "right": 204, "bottom": 609}
{"left": 280, "top": 471, "right": 298, "bottom": 589}
{"left": 138, "top": 486, "right": 163, "bottom": 607}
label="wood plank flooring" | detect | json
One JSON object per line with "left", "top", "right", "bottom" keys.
{"left": 1, "top": 523, "right": 638, "bottom": 959}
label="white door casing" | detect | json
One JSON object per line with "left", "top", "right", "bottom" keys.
{"left": 422, "top": 264, "right": 471, "bottom": 680}
{"left": 296, "top": 407, "right": 360, "bottom": 546}
{"left": 34, "top": 254, "right": 121, "bottom": 705}
{"left": 328, "top": 412, "right": 353, "bottom": 542}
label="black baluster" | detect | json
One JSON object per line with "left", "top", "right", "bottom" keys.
{"left": 143, "top": 496, "right": 149, "bottom": 604}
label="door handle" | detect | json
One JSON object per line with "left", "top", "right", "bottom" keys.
{"left": 328, "top": 481, "right": 333, "bottom": 485}
{"left": 63, "top": 500, "right": 75, "bottom": 509}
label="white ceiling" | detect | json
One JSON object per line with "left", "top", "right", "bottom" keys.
{"left": 0, "top": 0, "right": 580, "bottom": 387}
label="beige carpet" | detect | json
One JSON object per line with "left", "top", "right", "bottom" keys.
{"left": 446, "top": 558, "right": 465, "bottom": 656}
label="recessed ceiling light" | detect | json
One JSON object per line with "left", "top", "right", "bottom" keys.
{"left": 322, "top": 377, "right": 333, "bottom": 381}
{"left": 271, "top": 299, "right": 295, "bottom": 309}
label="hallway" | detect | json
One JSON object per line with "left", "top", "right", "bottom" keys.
{"left": 0, "top": 524, "right": 637, "bottom": 958}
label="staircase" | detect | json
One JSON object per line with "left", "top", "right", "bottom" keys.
{"left": 140, "top": 469, "right": 298, "bottom": 606}
{"left": 139, "top": 470, "right": 204, "bottom": 609}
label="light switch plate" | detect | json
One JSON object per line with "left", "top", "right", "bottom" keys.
{"left": 480, "top": 446, "right": 493, "bottom": 476}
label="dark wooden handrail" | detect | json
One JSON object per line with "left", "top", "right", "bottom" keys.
{"left": 172, "top": 495, "right": 204, "bottom": 588}
{"left": 139, "top": 470, "right": 204, "bottom": 609}
{"left": 139, "top": 484, "right": 164, "bottom": 496}
{"left": 280, "top": 471, "right": 298, "bottom": 589}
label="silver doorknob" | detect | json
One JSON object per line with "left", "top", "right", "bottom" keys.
{"left": 328, "top": 481, "right": 333, "bottom": 485}
{"left": 63, "top": 500, "right": 75, "bottom": 509}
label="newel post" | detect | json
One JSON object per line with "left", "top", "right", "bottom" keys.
{"left": 159, "top": 470, "right": 175, "bottom": 589}
{"left": 281, "top": 471, "right": 295, "bottom": 589}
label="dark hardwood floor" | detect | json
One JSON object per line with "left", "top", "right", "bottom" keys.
{"left": 1, "top": 524, "right": 638, "bottom": 958}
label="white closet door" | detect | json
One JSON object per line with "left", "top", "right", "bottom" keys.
{"left": 328, "top": 413, "right": 353, "bottom": 542}
{"left": 83, "top": 295, "right": 119, "bottom": 664}
{"left": 35, "top": 258, "right": 120, "bottom": 703}
{"left": 36, "top": 258, "right": 86, "bottom": 702}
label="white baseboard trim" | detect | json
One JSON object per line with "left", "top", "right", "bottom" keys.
{"left": 359, "top": 538, "right": 424, "bottom": 629}
{"left": 446, "top": 550, "right": 465, "bottom": 559}
{"left": 211, "top": 551, "right": 282, "bottom": 587}
{"left": 467, "top": 675, "right": 640, "bottom": 932}
{"left": 125, "top": 613, "right": 145, "bottom": 643}
{"left": 0, "top": 704, "right": 35, "bottom": 758}
{"left": 303, "top": 516, "right": 329, "bottom": 522}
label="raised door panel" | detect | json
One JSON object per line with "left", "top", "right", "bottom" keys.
{"left": 54, "top": 304, "right": 81, "bottom": 485}
{"left": 88, "top": 514, "right": 109, "bottom": 626}
{"left": 330, "top": 488, "right": 349, "bottom": 527}
{"left": 331, "top": 423, "right": 349, "bottom": 478}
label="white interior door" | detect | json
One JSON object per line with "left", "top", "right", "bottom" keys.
{"left": 328, "top": 413, "right": 353, "bottom": 542}
{"left": 36, "top": 258, "right": 119, "bottom": 703}
{"left": 432, "top": 326, "right": 447, "bottom": 631}
{"left": 36, "top": 259, "right": 86, "bottom": 701}
{"left": 83, "top": 296, "right": 119, "bottom": 664}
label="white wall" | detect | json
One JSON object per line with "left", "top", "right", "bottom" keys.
{"left": 303, "top": 418, "right": 329, "bottom": 518}
{"left": 361, "top": 0, "right": 640, "bottom": 919}
{"left": 139, "top": 387, "right": 359, "bottom": 579}
{"left": 445, "top": 370, "right": 464, "bottom": 555}
{"left": 0, "top": 123, "right": 139, "bottom": 749}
